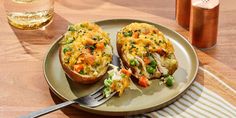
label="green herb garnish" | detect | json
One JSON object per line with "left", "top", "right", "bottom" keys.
{"left": 68, "top": 25, "right": 76, "bottom": 31}
{"left": 123, "top": 31, "right": 133, "bottom": 37}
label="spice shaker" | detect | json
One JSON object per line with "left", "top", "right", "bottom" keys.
{"left": 190, "top": 0, "right": 219, "bottom": 49}
{"left": 175, "top": 0, "right": 191, "bottom": 29}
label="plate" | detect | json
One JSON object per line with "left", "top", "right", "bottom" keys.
{"left": 44, "top": 19, "right": 199, "bottom": 116}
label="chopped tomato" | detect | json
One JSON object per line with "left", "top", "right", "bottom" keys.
{"left": 138, "top": 76, "right": 149, "bottom": 87}
{"left": 120, "top": 68, "right": 131, "bottom": 77}
{"left": 143, "top": 57, "right": 151, "bottom": 65}
{"left": 96, "top": 43, "right": 105, "bottom": 50}
{"left": 133, "top": 32, "right": 139, "bottom": 38}
{"left": 74, "top": 64, "right": 84, "bottom": 72}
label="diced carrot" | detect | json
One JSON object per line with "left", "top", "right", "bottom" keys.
{"left": 156, "top": 47, "right": 166, "bottom": 56}
{"left": 96, "top": 43, "right": 105, "bottom": 50}
{"left": 143, "top": 57, "right": 151, "bottom": 65}
{"left": 74, "top": 64, "right": 84, "bottom": 72}
{"left": 133, "top": 32, "right": 139, "bottom": 38}
{"left": 120, "top": 68, "right": 131, "bottom": 77}
{"left": 138, "top": 76, "right": 149, "bottom": 87}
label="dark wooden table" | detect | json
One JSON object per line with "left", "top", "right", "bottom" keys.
{"left": 0, "top": 0, "right": 236, "bottom": 117}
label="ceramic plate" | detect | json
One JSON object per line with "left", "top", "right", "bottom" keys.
{"left": 44, "top": 19, "right": 199, "bottom": 116}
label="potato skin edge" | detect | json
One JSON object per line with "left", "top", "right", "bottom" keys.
{"left": 59, "top": 46, "right": 106, "bottom": 84}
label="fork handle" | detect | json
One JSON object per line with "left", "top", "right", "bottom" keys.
{"left": 19, "top": 100, "right": 76, "bottom": 118}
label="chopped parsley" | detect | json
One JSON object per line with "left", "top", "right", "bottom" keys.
{"left": 68, "top": 25, "right": 76, "bottom": 31}
{"left": 63, "top": 47, "right": 72, "bottom": 54}
{"left": 123, "top": 31, "right": 133, "bottom": 37}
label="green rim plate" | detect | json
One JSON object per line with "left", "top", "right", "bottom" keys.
{"left": 44, "top": 19, "right": 199, "bottom": 116}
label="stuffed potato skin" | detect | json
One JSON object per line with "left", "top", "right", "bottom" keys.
{"left": 59, "top": 22, "right": 113, "bottom": 84}
{"left": 117, "top": 23, "right": 178, "bottom": 86}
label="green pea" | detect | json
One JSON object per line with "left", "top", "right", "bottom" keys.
{"left": 166, "top": 75, "right": 174, "bottom": 87}
{"left": 130, "top": 59, "right": 137, "bottom": 66}
{"left": 79, "top": 70, "right": 85, "bottom": 75}
{"left": 147, "top": 66, "right": 156, "bottom": 74}
{"left": 150, "top": 60, "right": 157, "bottom": 68}
{"left": 123, "top": 31, "right": 133, "bottom": 37}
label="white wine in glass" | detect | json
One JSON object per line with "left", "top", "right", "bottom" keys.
{"left": 4, "top": 0, "right": 54, "bottom": 30}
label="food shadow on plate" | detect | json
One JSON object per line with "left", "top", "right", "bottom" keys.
{"left": 66, "top": 74, "right": 106, "bottom": 98}
{"left": 105, "top": 87, "right": 142, "bottom": 107}
{"left": 135, "top": 78, "right": 165, "bottom": 95}
{"left": 172, "top": 67, "right": 189, "bottom": 89}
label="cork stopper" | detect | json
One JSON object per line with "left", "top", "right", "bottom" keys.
{"left": 190, "top": 0, "right": 219, "bottom": 49}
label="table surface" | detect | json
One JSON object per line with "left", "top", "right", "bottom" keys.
{"left": 0, "top": 0, "right": 236, "bottom": 118}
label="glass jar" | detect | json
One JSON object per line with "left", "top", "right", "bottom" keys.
{"left": 4, "top": 0, "right": 54, "bottom": 30}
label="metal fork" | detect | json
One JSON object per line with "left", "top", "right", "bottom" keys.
{"left": 20, "top": 85, "right": 116, "bottom": 118}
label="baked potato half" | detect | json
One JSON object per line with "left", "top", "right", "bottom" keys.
{"left": 59, "top": 22, "right": 113, "bottom": 84}
{"left": 117, "top": 23, "right": 178, "bottom": 87}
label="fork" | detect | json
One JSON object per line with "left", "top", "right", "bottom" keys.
{"left": 20, "top": 85, "right": 116, "bottom": 118}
